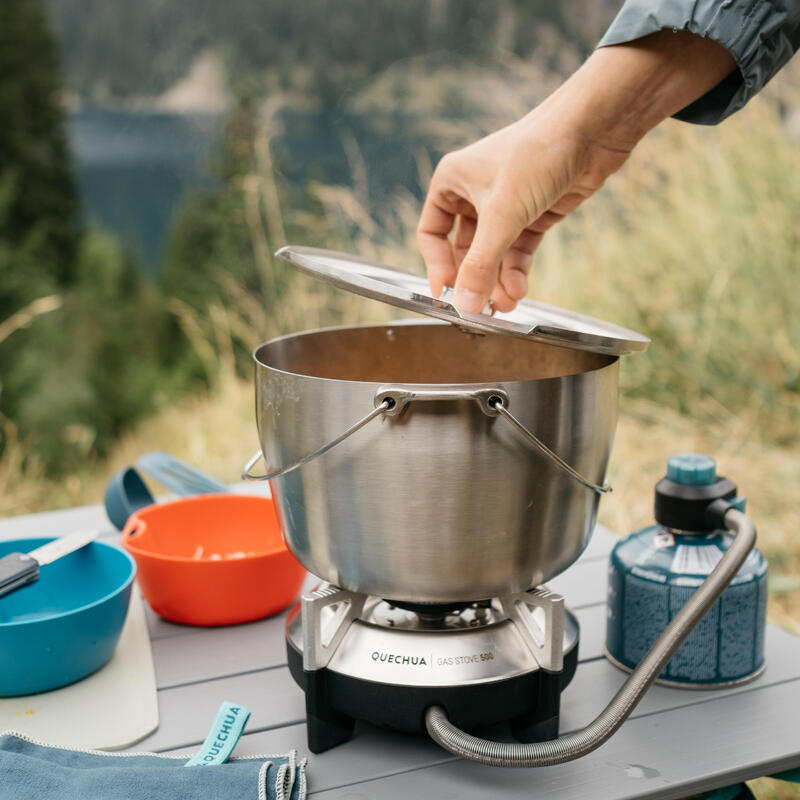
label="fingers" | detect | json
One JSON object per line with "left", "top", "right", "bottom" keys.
{"left": 417, "top": 194, "right": 458, "bottom": 298}
{"left": 419, "top": 195, "right": 544, "bottom": 313}
{"left": 492, "top": 231, "right": 540, "bottom": 311}
{"left": 453, "top": 214, "right": 477, "bottom": 267}
{"left": 453, "top": 204, "right": 521, "bottom": 313}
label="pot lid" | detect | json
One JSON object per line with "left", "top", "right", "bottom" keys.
{"left": 276, "top": 245, "right": 650, "bottom": 356}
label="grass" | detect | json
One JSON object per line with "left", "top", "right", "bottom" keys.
{"left": 4, "top": 56, "right": 799, "bottom": 626}
{"left": 2, "top": 56, "right": 799, "bottom": 800}
{"left": 7, "top": 73, "right": 800, "bottom": 616}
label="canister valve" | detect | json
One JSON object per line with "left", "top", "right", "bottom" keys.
{"left": 654, "top": 453, "right": 744, "bottom": 533}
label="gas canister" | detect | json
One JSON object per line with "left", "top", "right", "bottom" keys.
{"left": 606, "top": 453, "right": 768, "bottom": 687}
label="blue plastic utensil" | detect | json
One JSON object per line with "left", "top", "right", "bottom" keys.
{"left": 0, "top": 537, "right": 135, "bottom": 696}
{"left": 135, "top": 451, "right": 228, "bottom": 497}
{"left": 105, "top": 467, "right": 156, "bottom": 531}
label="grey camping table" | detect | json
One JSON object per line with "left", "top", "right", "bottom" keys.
{"left": 2, "top": 496, "right": 800, "bottom": 800}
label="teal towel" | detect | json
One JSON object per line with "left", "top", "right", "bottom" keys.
{"left": 772, "top": 767, "right": 800, "bottom": 783}
{"left": 698, "top": 785, "right": 756, "bottom": 800}
{"left": 0, "top": 731, "right": 306, "bottom": 800}
{"left": 699, "top": 768, "right": 800, "bottom": 800}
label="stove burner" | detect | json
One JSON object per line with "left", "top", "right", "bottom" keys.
{"left": 366, "top": 598, "right": 500, "bottom": 631}
{"left": 285, "top": 584, "right": 579, "bottom": 753}
{"left": 385, "top": 598, "right": 491, "bottom": 623}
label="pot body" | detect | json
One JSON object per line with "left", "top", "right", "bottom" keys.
{"left": 254, "top": 321, "right": 619, "bottom": 603}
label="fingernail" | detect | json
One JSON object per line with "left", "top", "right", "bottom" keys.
{"left": 453, "top": 288, "right": 485, "bottom": 314}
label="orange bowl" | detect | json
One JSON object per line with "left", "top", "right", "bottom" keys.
{"left": 121, "top": 494, "right": 306, "bottom": 626}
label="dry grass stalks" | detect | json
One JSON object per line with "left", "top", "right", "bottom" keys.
{"left": 2, "top": 60, "right": 798, "bottom": 650}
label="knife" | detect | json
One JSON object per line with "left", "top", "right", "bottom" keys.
{"left": 0, "top": 529, "right": 100, "bottom": 598}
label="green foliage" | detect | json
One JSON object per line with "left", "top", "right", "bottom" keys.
{"left": 161, "top": 86, "right": 301, "bottom": 375}
{"left": 6, "top": 0, "right": 797, "bottom": 480}
{"left": 1, "top": 229, "right": 189, "bottom": 473}
{"left": 0, "top": 0, "right": 82, "bottom": 471}
{"left": 160, "top": 84, "right": 400, "bottom": 383}
{"left": 0, "top": 175, "right": 59, "bottom": 317}
{"left": 533, "top": 101, "right": 800, "bottom": 446}
{"left": 0, "top": 0, "right": 79, "bottom": 291}
{"left": 161, "top": 86, "right": 260, "bottom": 335}
{"left": 0, "top": 0, "right": 198, "bottom": 474}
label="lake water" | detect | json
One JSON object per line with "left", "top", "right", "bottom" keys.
{"left": 68, "top": 110, "right": 218, "bottom": 274}
{"left": 67, "top": 108, "right": 438, "bottom": 273}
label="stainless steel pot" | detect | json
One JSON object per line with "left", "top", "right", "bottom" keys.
{"left": 244, "top": 320, "right": 619, "bottom": 603}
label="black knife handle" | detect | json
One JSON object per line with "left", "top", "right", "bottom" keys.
{"left": 0, "top": 552, "right": 40, "bottom": 597}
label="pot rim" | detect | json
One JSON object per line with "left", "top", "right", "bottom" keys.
{"left": 252, "top": 319, "right": 618, "bottom": 388}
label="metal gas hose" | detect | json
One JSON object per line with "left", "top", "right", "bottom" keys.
{"left": 425, "top": 502, "right": 756, "bottom": 767}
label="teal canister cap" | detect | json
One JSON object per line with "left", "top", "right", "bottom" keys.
{"left": 656, "top": 454, "right": 738, "bottom": 531}
{"left": 666, "top": 453, "right": 717, "bottom": 486}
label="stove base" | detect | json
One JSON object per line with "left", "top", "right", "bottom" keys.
{"left": 287, "top": 638, "right": 578, "bottom": 753}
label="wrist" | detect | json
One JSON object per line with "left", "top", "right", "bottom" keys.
{"left": 540, "top": 30, "right": 737, "bottom": 152}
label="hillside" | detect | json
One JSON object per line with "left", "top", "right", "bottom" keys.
{"left": 45, "top": 0, "right": 618, "bottom": 104}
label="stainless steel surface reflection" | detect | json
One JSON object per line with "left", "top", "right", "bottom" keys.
{"left": 284, "top": 590, "right": 581, "bottom": 688}
{"left": 254, "top": 320, "right": 619, "bottom": 603}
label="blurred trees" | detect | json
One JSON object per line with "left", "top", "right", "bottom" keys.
{"left": 161, "top": 86, "right": 310, "bottom": 378}
{"left": 0, "top": 0, "right": 82, "bottom": 469}
{"left": 0, "top": 0, "right": 193, "bottom": 474}
{"left": 3, "top": 0, "right": 797, "bottom": 483}
{"left": 45, "top": 0, "right": 618, "bottom": 103}
{"left": 0, "top": 0, "right": 79, "bottom": 313}
{"left": 0, "top": 5, "right": 317, "bottom": 475}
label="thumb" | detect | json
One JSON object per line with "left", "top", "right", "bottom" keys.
{"left": 453, "top": 205, "right": 520, "bottom": 314}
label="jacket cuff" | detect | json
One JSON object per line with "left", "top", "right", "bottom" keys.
{"left": 597, "top": 0, "right": 799, "bottom": 125}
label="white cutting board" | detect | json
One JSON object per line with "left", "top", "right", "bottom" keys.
{"left": 0, "top": 587, "right": 159, "bottom": 749}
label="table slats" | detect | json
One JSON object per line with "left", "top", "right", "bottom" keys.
{"left": 3, "top": 504, "right": 799, "bottom": 799}
{"left": 307, "top": 677, "right": 800, "bottom": 800}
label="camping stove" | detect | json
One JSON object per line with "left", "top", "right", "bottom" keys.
{"left": 285, "top": 584, "right": 578, "bottom": 753}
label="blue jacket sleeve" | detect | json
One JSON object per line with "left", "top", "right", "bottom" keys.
{"left": 597, "top": 0, "right": 800, "bottom": 124}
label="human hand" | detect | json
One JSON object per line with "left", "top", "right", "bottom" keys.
{"left": 417, "top": 31, "right": 736, "bottom": 314}
{"left": 417, "top": 108, "right": 632, "bottom": 313}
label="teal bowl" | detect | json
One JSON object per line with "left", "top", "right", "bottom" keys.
{"left": 0, "top": 538, "right": 136, "bottom": 696}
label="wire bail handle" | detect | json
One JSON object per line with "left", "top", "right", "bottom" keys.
{"left": 242, "top": 384, "right": 611, "bottom": 495}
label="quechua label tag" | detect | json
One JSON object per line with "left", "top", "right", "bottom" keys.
{"left": 185, "top": 701, "right": 251, "bottom": 766}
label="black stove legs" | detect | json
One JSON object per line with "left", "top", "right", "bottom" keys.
{"left": 301, "top": 666, "right": 564, "bottom": 754}
{"left": 286, "top": 624, "right": 579, "bottom": 755}
{"left": 304, "top": 669, "right": 356, "bottom": 753}
{"left": 510, "top": 669, "right": 562, "bottom": 743}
